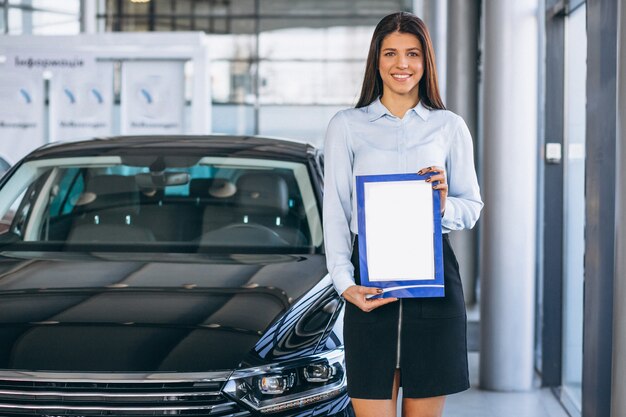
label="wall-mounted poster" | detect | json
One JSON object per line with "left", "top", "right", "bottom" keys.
{"left": 0, "top": 70, "right": 45, "bottom": 163}
{"left": 49, "top": 62, "right": 114, "bottom": 142}
{"left": 121, "top": 61, "right": 185, "bottom": 135}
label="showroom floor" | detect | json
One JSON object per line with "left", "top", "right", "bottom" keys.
{"left": 441, "top": 352, "right": 571, "bottom": 417}
{"left": 395, "top": 352, "right": 571, "bottom": 417}
{"left": 394, "top": 305, "right": 572, "bottom": 417}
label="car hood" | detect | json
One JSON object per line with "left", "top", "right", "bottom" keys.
{"left": 0, "top": 251, "right": 330, "bottom": 373}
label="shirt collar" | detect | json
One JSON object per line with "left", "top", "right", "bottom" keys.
{"left": 367, "top": 97, "right": 431, "bottom": 122}
{"left": 366, "top": 98, "right": 392, "bottom": 122}
{"left": 414, "top": 100, "right": 431, "bottom": 121}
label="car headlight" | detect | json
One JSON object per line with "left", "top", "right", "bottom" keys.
{"left": 223, "top": 348, "right": 346, "bottom": 414}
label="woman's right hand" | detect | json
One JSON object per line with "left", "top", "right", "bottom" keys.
{"left": 342, "top": 285, "right": 398, "bottom": 312}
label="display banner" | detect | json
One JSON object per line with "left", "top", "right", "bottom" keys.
{"left": 121, "top": 61, "right": 185, "bottom": 134}
{"left": 49, "top": 62, "right": 114, "bottom": 142}
{"left": 0, "top": 70, "right": 45, "bottom": 163}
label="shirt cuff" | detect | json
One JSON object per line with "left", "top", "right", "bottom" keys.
{"left": 332, "top": 272, "right": 356, "bottom": 297}
{"left": 441, "top": 201, "right": 458, "bottom": 230}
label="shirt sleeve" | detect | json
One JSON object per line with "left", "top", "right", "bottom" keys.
{"left": 442, "top": 116, "right": 483, "bottom": 231}
{"left": 323, "top": 111, "right": 356, "bottom": 296}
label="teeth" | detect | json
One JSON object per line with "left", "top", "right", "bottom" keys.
{"left": 392, "top": 74, "right": 411, "bottom": 79}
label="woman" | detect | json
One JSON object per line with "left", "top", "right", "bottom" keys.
{"left": 323, "top": 12, "right": 483, "bottom": 417}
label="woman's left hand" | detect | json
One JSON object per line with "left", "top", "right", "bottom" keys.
{"left": 418, "top": 166, "right": 447, "bottom": 215}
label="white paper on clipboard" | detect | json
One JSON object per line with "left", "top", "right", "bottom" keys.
{"left": 363, "top": 180, "right": 434, "bottom": 281}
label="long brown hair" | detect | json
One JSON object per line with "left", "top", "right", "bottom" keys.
{"left": 356, "top": 12, "right": 445, "bottom": 110}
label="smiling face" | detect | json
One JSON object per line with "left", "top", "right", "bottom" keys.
{"left": 378, "top": 31, "right": 424, "bottom": 102}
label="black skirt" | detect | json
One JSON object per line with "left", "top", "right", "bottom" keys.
{"left": 343, "top": 234, "right": 469, "bottom": 399}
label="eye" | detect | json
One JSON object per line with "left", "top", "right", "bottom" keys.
{"left": 408, "top": 52, "right": 420, "bottom": 57}
{"left": 383, "top": 51, "right": 395, "bottom": 57}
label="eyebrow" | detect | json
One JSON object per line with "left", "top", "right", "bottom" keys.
{"left": 382, "top": 47, "right": 422, "bottom": 52}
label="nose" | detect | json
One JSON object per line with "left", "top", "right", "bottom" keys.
{"left": 396, "top": 55, "right": 409, "bottom": 69}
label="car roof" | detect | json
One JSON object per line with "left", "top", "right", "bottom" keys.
{"left": 25, "top": 135, "right": 317, "bottom": 163}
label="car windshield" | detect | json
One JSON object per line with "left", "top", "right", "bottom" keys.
{"left": 0, "top": 155, "right": 322, "bottom": 253}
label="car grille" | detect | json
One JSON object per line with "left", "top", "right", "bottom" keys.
{"left": 0, "top": 372, "right": 250, "bottom": 417}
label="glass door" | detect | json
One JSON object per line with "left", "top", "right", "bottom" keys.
{"left": 560, "top": 3, "right": 586, "bottom": 414}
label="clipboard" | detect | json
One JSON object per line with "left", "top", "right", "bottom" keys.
{"left": 356, "top": 173, "right": 444, "bottom": 298}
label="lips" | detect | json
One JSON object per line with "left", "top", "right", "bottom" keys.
{"left": 391, "top": 73, "right": 412, "bottom": 81}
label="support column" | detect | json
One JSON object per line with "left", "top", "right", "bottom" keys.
{"left": 480, "top": 0, "right": 538, "bottom": 390}
{"left": 80, "top": 0, "right": 97, "bottom": 34}
{"left": 21, "top": 0, "right": 32, "bottom": 34}
{"left": 446, "top": 0, "right": 480, "bottom": 306}
{"left": 611, "top": 1, "right": 626, "bottom": 415}
{"left": 413, "top": 0, "right": 447, "bottom": 101}
{"left": 3, "top": 1, "right": 8, "bottom": 34}
{"left": 583, "top": 0, "right": 617, "bottom": 415}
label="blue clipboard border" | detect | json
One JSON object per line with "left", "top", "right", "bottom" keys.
{"left": 356, "top": 173, "right": 445, "bottom": 299}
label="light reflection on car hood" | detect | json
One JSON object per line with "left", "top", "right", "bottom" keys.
{"left": 0, "top": 252, "right": 329, "bottom": 373}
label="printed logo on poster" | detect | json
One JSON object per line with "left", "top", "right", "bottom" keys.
{"left": 121, "top": 61, "right": 185, "bottom": 134}
{"left": 49, "top": 63, "right": 114, "bottom": 141}
{"left": 0, "top": 70, "right": 46, "bottom": 161}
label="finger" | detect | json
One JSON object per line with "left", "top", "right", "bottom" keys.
{"left": 432, "top": 184, "right": 448, "bottom": 191}
{"left": 361, "top": 286, "right": 383, "bottom": 295}
{"left": 425, "top": 174, "right": 446, "bottom": 183}
{"left": 433, "top": 186, "right": 449, "bottom": 197}
{"left": 367, "top": 297, "right": 398, "bottom": 306}
{"left": 418, "top": 166, "right": 445, "bottom": 175}
{"left": 427, "top": 173, "right": 445, "bottom": 179}
{"left": 363, "top": 297, "right": 398, "bottom": 311}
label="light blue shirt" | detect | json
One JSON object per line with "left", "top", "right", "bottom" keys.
{"left": 323, "top": 98, "right": 483, "bottom": 296}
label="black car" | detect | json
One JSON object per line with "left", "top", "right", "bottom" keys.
{"left": 0, "top": 136, "right": 353, "bottom": 417}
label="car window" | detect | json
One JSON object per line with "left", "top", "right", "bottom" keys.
{"left": 48, "top": 168, "right": 85, "bottom": 217}
{"left": 0, "top": 155, "right": 322, "bottom": 252}
{"left": 0, "top": 157, "right": 10, "bottom": 178}
{"left": 0, "top": 188, "right": 25, "bottom": 236}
